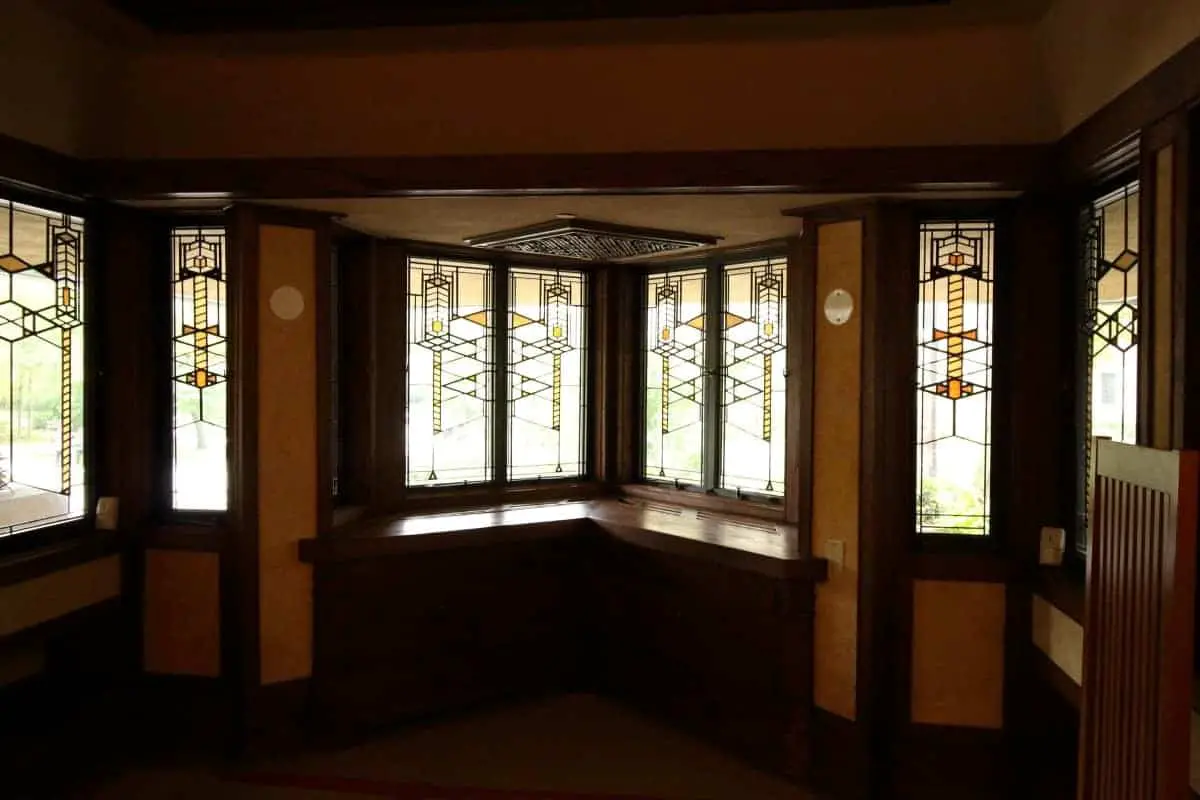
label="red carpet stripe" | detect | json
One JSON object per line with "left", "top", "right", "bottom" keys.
{"left": 232, "top": 772, "right": 689, "bottom": 799}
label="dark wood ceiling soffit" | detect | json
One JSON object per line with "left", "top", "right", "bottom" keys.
{"left": 464, "top": 218, "right": 720, "bottom": 261}
{"left": 107, "top": 0, "right": 946, "bottom": 34}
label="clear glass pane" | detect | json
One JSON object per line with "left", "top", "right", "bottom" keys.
{"left": 720, "top": 257, "right": 786, "bottom": 496}
{"left": 507, "top": 268, "right": 587, "bottom": 481}
{"left": 644, "top": 268, "right": 706, "bottom": 485}
{"left": 916, "top": 220, "right": 995, "bottom": 536}
{"left": 171, "top": 227, "right": 229, "bottom": 512}
{"left": 0, "top": 200, "right": 85, "bottom": 536}
{"left": 1089, "top": 183, "right": 1139, "bottom": 445}
{"left": 407, "top": 257, "right": 494, "bottom": 486}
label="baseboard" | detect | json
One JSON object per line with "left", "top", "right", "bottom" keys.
{"left": 810, "top": 708, "right": 870, "bottom": 800}
{"left": 243, "top": 677, "right": 313, "bottom": 759}
{"left": 891, "top": 723, "right": 1007, "bottom": 800}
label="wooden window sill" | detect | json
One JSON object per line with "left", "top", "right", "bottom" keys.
{"left": 299, "top": 499, "right": 827, "bottom": 582}
{"left": 620, "top": 483, "right": 785, "bottom": 522}
{"left": 0, "top": 528, "right": 122, "bottom": 589}
{"left": 1034, "top": 563, "right": 1085, "bottom": 624}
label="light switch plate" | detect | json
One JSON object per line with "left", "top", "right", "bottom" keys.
{"left": 1039, "top": 526, "right": 1065, "bottom": 566}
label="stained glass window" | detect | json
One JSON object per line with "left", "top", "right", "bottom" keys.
{"left": 407, "top": 257, "right": 494, "bottom": 486}
{"left": 171, "top": 227, "right": 229, "bottom": 511}
{"left": 644, "top": 268, "right": 707, "bottom": 486}
{"left": 1077, "top": 181, "right": 1140, "bottom": 552}
{"left": 0, "top": 198, "right": 86, "bottom": 535}
{"left": 721, "top": 258, "right": 787, "bottom": 496}
{"left": 916, "top": 220, "right": 995, "bottom": 536}
{"left": 508, "top": 268, "right": 587, "bottom": 480}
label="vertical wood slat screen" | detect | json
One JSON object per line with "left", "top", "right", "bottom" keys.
{"left": 1078, "top": 441, "right": 1197, "bottom": 800}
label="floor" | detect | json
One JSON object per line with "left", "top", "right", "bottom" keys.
{"left": 81, "top": 694, "right": 818, "bottom": 800}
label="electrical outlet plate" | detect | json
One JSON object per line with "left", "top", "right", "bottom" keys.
{"left": 1039, "top": 526, "right": 1065, "bottom": 566}
{"left": 824, "top": 539, "right": 845, "bottom": 570}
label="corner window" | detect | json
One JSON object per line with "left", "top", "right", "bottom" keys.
{"left": 1076, "top": 180, "right": 1140, "bottom": 553}
{"left": 915, "top": 220, "right": 996, "bottom": 536}
{"left": 406, "top": 256, "right": 589, "bottom": 487}
{"left": 643, "top": 256, "right": 788, "bottom": 498}
{"left": 0, "top": 197, "right": 86, "bottom": 535}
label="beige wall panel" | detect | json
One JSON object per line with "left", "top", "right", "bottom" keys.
{"left": 0, "top": 556, "right": 120, "bottom": 637}
{"left": 812, "top": 219, "right": 864, "bottom": 720}
{"left": 143, "top": 549, "right": 221, "bottom": 677}
{"left": 1154, "top": 145, "right": 1174, "bottom": 449}
{"left": 911, "top": 580, "right": 1005, "bottom": 729}
{"left": 1032, "top": 594, "right": 1084, "bottom": 685}
{"left": 258, "top": 224, "right": 318, "bottom": 685}
{"left": 1040, "top": 0, "right": 1200, "bottom": 134}
{"left": 105, "top": 25, "right": 1050, "bottom": 158}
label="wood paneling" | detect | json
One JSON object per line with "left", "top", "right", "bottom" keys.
{"left": 143, "top": 550, "right": 220, "bottom": 677}
{"left": 910, "top": 580, "right": 1006, "bottom": 729}
{"left": 1152, "top": 145, "right": 1175, "bottom": 449}
{"left": 810, "top": 218, "right": 863, "bottom": 721}
{"left": 1078, "top": 442, "right": 1198, "bottom": 800}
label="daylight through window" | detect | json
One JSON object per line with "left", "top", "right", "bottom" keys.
{"left": 0, "top": 198, "right": 86, "bottom": 535}
{"left": 171, "top": 227, "right": 229, "bottom": 511}
{"left": 916, "top": 220, "right": 995, "bottom": 536}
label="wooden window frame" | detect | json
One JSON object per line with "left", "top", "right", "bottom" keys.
{"left": 910, "top": 202, "right": 1014, "bottom": 553}
{"left": 0, "top": 184, "right": 97, "bottom": 557}
{"left": 621, "top": 239, "right": 805, "bottom": 523}
{"left": 154, "top": 212, "right": 232, "bottom": 525}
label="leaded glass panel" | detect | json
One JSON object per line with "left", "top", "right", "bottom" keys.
{"left": 720, "top": 257, "right": 786, "bottom": 496}
{"left": 507, "top": 268, "right": 587, "bottom": 481}
{"left": 407, "top": 257, "right": 494, "bottom": 486}
{"left": 644, "top": 268, "right": 706, "bottom": 485}
{"left": 0, "top": 198, "right": 85, "bottom": 534}
{"left": 916, "top": 220, "right": 995, "bottom": 536}
{"left": 171, "top": 227, "right": 229, "bottom": 511}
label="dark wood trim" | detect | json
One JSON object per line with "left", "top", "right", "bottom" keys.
{"left": 1035, "top": 565, "right": 1086, "bottom": 624}
{"left": 629, "top": 237, "right": 793, "bottom": 270}
{"left": 612, "top": 268, "right": 642, "bottom": 485}
{"left": 891, "top": 723, "right": 1008, "bottom": 800}
{"left": 810, "top": 708, "right": 870, "bottom": 800}
{"left": 403, "top": 237, "right": 593, "bottom": 272}
{"left": 0, "top": 532, "right": 121, "bottom": 590}
{"left": 860, "top": 202, "right": 917, "bottom": 794}
{"left": 0, "top": 133, "right": 82, "bottom": 201}
{"left": 371, "top": 241, "right": 407, "bottom": 512}
{"left": 1174, "top": 108, "right": 1198, "bottom": 449}
{"left": 331, "top": 237, "right": 375, "bottom": 506}
{"left": 589, "top": 266, "right": 611, "bottom": 482}
{"left": 144, "top": 524, "right": 225, "bottom": 553}
{"left": 1033, "top": 647, "right": 1082, "bottom": 710}
{"left": 911, "top": 552, "right": 1013, "bottom": 583}
{"left": 244, "top": 677, "right": 313, "bottom": 758}
{"left": 226, "top": 203, "right": 262, "bottom": 751}
{"left": 1138, "top": 137, "right": 1160, "bottom": 448}
{"left": 1058, "top": 34, "right": 1200, "bottom": 184}
{"left": 785, "top": 234, "right": 814, "bottom": 533}
{"left": 86, "top": 145, "right": 1053, "bottom": 201}
{"left": 313, "top": 220, "right": 334, "bottom": 536}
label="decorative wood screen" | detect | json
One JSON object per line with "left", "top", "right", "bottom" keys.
{"left": 1078, "top": 440, "right": 1197, "bottom": 800}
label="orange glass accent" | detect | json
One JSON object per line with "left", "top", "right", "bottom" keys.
{"left": 61, "top": 287, "right": 71, "bottom": 306}
{"left": 552, "top": 325, "right": 563, "bottom": 338}
{"left": 661, "top": 327, "right": 671, "bottom": 342}
{"left": 764, "top": 321, "right": 775, "bottom": 337}
{"left": 195, "top": 369, "right": 209, "bottom": 388}
{"left": 431, "top": 319, "right": 443, "bottom": 333}
{"left": 949, "top": 253, "right": 966, "bottom": 267}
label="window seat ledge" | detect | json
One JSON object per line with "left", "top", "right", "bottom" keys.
{"left": 299, "top": 499, "right": 827, "bottom": 581}
{"left": 0, "top": 530, "right": 122, "bottom": 590}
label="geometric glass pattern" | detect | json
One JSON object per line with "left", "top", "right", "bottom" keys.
{"left": 916, "top": 220, "right": 995, "bottom": 536}
{"left": 0, "top": 197, "right": 86, "bottom": 535}
{"left": 508, "top": 268, "right": 587, "bottom": 481}
{"left": 171, "top": 227, "right": 229, "bottom": 511}
{"left": 407, "top": 257, "right": 494, "bottom": 486}
{"left": 1077, "top": 180, "right": 1140, "bottom": 553}
{"left": 720, "top": 257, "right": 786, "bottom": 496}
{"left": 644, "top": 268, "right": 706, "bottom": 486}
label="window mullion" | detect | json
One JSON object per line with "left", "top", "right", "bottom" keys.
{"left": 703, "top": 259, "right": 723, "bottom": 492}
{"left": 493, "top": 260, "right": 510, "bottom": 486}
